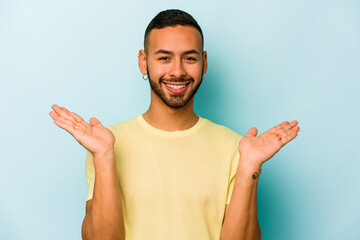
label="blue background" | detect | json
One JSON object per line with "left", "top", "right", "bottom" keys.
{"left": 0, "top": 0, "right": 359, "bottom": 239}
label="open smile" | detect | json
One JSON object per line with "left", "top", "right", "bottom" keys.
{"left": 162, "top": 81, "right": 191, "bottom": 93}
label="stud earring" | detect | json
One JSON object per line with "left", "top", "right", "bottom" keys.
{"left": 202, "top": 75, "right": 206, "bottom": 80}
{"left": 142, "top": 74, "right": 148, "bottom": 80}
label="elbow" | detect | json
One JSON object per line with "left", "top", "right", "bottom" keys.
{"left": 81, "top": 216, "right": 125, "bottom": 240}
{"left": 257, "top": 223, "right": 262, "bottom": 240}
{"left": 81, "top": 216, "right": 88, "bottom": 240}
{"left": 220, "top": 222, "right": 261, "bottom": 240}
{"left": 250, "top": 222, "right": 262, "bottom": 240}
{"left": 82, "top": 216, "right": 94, "bottom": 240}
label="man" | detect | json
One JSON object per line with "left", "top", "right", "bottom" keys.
{"left": 49, "top": 9, "right": 300, "bottom": 240}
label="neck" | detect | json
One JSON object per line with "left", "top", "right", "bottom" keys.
{"left": 142, "top": 93, "right": 199, "bottom": 132}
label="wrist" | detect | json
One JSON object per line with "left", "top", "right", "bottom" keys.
{"left": 93, "top": 148, "right": 115, "bottom": 159}
{"left": 237, "top": 159, "right": 262, "bottom": 175}
{"left": 93, "top": 150, "right": 116, "bottom": 169}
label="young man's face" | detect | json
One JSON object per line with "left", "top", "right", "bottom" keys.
{"left": 139, "top": 25, "right": 207, "bottom": 109}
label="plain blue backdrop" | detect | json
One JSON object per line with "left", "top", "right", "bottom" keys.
{"left": 0, "top": 0, "right": 359, "bottom": 239}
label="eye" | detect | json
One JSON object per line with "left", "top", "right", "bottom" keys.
{"left": 159, "top": 56, "right": 170, "bottom": 61}
{"left": 185, "top": 57, "right": 197, "bottom": 61}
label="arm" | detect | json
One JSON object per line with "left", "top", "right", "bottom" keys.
{"left": 82, "top": 151, "right": 125, "bottom": 240}
{"left": 49, "top": 104, "right": 125, "bottom": 240}
{"left": 220, "top": 162, "right": 261, "bottom": 240}
{"left": 220, "top": 120, "right": 300, "bottom": 240}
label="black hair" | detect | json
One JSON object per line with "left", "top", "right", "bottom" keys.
{"left": 144, "top": 9, "right": 204, "bottom": 52}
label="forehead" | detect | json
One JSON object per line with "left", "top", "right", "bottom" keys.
{"left": 147, "top": 25, "right": 202, "bottom": 54}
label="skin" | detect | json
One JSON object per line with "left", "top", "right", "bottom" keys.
{"left": 138, "top": 25, "right": 207, "bottom": 131}
{"left": 49, "top": 24, "right": 300, "bottom": 240}
{"left": 49, "top": 105, "right": 124, "bottom": 240}
{"left": 220, "top": 122, "right": 299, "bottom": 240}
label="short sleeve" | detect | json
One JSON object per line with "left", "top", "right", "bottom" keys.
{"left": 226, "top": 149, "right": 240, "bottom": 204}
{"left": 85, "top": 150, "right": 95, "bottom": 201}
{"left": 225, "top": 136, "right": 242, "bottom": 204}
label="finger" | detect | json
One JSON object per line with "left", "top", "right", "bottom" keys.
{"left": 286, "top": 124, "right": 300, "bottom": 135}
{"left": 272, "top": 121, "right": 287, "bottom": 132}
{"left": 271, "top": 121, "right": 289, "bottom": 131}
{"left": 50, "top": 110, "right": 87, "bottom": 131}
{"left": 68, "top": 111, "right": 84, "bottom": 123}
{"left": 291, "top": 125, "right": 300, "bottom": 132}
{"left": 55, "top": 114, "right": 77, "bottom": 127}
{"left": 268, "top": 121, "right": 285, "bottom": 133}
{"left": 49, "top": 111, "right": 59, "bottom": 120}
{"left": 245, "top": 127, "right": 258, "bottom": 137}
{"left": 89, "top": 117, "right": 103, "bottom": 128}
{"left": 268, "top": 121, "right": 299, "bottom": 144}
{"left": 51, "top": 106, "right": 77, "bottom": 128}
{"left": 276, "top": 120, "right": 299, "bottom": 134}
{"left": 284, "top": 120, "right": 298, "bottom": 130}
{"left": 74, "top": 121, "right": 87, "bottom": 132}
{"left": 267, "top": 126, "right": 276, "bottom": 134}
{"left": 269, "top": 122, "right": 288, "bottom": 134}
{"left": 281, "top": 127, "right": 299, "bottom": 145}
{"left": 51, "top": 105, "right": 76, "bottom": 122}
{"left": 53, "top": 116, "right": 76, "bottom": 134}
{"left": 280, "top": 121, "right": 289, "bottom": 127}
{"left": 60, "top": 107, "right": 77, "bottom": 122}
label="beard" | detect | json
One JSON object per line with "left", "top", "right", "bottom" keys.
{"left": 147, "top": 66, "right": 203, "bottom": 109}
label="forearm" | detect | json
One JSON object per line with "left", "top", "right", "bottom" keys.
{"left": 220, "top": 161, "right": 261, "bottom": 240}
{"left": 82, "top": 152, "right": 125, "bottom": 240}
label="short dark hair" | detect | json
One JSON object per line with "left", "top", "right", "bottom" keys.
{"left": 144, "top": 9, "right": 204, "bottom": 52}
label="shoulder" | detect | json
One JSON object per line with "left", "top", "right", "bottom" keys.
{"left": 201, "top": 117, "right": 243, "bottom": 143}
{"left": 104, "top": 115, "right": 139, "bottom": 134}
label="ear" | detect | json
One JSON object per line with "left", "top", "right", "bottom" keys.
{"left": 202, "top": 51, "right": 208, "bottom": 75}
{"left": 138, "top": 49, "right": 147, "bottom": 75}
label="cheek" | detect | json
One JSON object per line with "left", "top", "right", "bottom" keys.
{"left": 187, "top": 65, "right": 203, "bottom": 77}
{"left": 148, "top": 63, "right": 168, "bottom": 78}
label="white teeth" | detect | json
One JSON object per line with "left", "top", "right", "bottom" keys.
{"left": 165, "top": 84, "right": 186, "bottom": 89}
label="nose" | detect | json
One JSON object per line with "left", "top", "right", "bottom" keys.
{"left": 169, "top": 59, "right": 187, "bottom": 79}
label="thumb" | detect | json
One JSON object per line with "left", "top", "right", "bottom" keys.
{"left": 245, "top": 127, "right": 258, "bottom": 137}
{"left": 89, "top": 117, "right": 103, "bottom": 128}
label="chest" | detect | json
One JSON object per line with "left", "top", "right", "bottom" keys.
{"left": 115, "top": 140, "right": 230, "bottom": 207}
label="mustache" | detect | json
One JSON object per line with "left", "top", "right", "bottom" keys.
{"left": 159, "top": 76, "right": 194, "bottom": 83}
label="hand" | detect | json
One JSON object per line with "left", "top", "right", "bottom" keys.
{"left": 49, "top": 104, "right": 115, "bottom": 157}
{"left": 238, "top": 120, "right": 300, "bottom": 169}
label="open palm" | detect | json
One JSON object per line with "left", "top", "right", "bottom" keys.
{"left": 238, "top": 120, "right": 300, "bottom": 168}
{"left": 49, "top": 104, "right": 115, "bottom": 156}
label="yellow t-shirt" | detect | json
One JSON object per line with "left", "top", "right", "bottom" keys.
{"left": 85, "top": 115, "right": 243, "bottom": 240}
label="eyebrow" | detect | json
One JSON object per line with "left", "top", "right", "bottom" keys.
{"left": 154, "top": 49, "right": 200, "bottom": 55}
